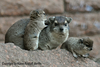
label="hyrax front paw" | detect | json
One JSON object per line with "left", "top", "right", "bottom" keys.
{"left": 73, "top": 52, "right": 78, "bottom": 58}
{"left": 82, "top": 53, "right": 89, "bottom": 58}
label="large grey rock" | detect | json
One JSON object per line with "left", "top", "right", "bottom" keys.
{"left": 0, "top": 43, "right": 100, "bottom": 67}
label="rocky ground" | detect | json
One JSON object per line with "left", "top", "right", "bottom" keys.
{"left": 0, "top": 0, "right": 100, "bottom": 66}
{"left": 0, "top": 43, "right": 100, "bottom": 67}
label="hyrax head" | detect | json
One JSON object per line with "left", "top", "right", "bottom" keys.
{"left": 79, "top": 37, "right": 93, "bottom": 51}
{"left": 45, "top": 16, "right": 72, "bottom": 35}
{"left": 30, "top": 9, "right": 46, "bottom": 20}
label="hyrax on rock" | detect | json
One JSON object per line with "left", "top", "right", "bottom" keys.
{"left": 38, "top": 16, "right": 72, "bottom": 50}
{"left": 5, "top": 9, "right": 46, "bottom": 49}
{"left": 5, "top": 19, "right": 29, "bottom": 49}
{"left": 24, "top": 9, "right": 46, "bottom": 50}
{"left": 61, "top": 37, "right": 93, "bottom": 58}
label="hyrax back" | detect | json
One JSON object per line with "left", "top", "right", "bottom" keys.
{"left": 61, "top": 37, "right": 93, "bottom": 58}
{"left": 38, "top": 16, "right": 72, "bottom": 50}
{"left": 5, "top": 19, "right": 30, "bottom": 49}
{"left": 24, "top": 9, "right": 46, "bottom": 50}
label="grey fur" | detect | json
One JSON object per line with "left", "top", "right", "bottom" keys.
{"left": 24, "top": 9, "right": 46, "bottom": 50}
{"left": 5, "top": 19, "right": 30, "bottom": 49}
{"left": 61, "top": 37, "right": 93, "bottom": 58}
{"left": 38, "top": 16, "right": 72, "bottom": 50}
{"left": 5, "top": 9, "right": 46, "bottom": 50}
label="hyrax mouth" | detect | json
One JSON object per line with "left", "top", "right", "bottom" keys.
{"left": 58, "top": 32, "right": 65, "bottom": 35}
{"left": 59, "top": 27, "right": 64, "bottom": 32}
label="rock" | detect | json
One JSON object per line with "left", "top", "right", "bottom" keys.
{"left": 65, "top": 12, "right": 100, "bottom": 36}
{"left": 0, "top": 0, "right": 64, "bottom": 16}
{"left": 65, "top": 0, "right": 100, "bottom": 12}
{"left": 89, "top": 35, "right": 100, "bottom": 60}
{"left": 0, "top": 43, "right": 100, "bottom": 67}
{"left": 94, "top": 58, "right": 100, "bottom": 65}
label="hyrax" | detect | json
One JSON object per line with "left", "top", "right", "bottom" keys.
{"left": 5, "top": 9, "right": 46, "bottom": 49}
{"left": 38, "top": 16, "right": 72, "bottom": 50}
{"left": 5, "top": 19, "right": 29, "bottom": 49}
{"left": 24, "top": 9, "right": 46, "bottom": 50}
{"left": 61, "top": 37, "right": 93, "bottom": 58}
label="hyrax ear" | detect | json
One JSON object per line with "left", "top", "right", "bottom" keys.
{"left": 36, "top": 10, "right": 40, "bottom": 16}
{"left": 49, "top": 16, "right": 55, "bottom": 22}
{"left": 45, "top": 20, "right": 50, "bottom": 25}
{"left": 79, "top": 39, "right": 83, "bottom": 43}
{"left": 29, "top": 10, "right": 33, "bottom": 16}
{"left": 66, "top": 17, "right": 72, "bottom": 23}
{"left": 45, "top": 16, "right": 55, "bottom": 25}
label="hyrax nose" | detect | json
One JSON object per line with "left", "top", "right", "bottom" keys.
{"left": 90, "top": 48, "right": 92, "bottom": 50}
{"left": 60, "top": 28, "right": 63, "bottom": 32}
{"left": 89, "top": 47, "right": 92, "bottom": 51}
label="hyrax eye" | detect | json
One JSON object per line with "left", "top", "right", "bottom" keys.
{"left": 65, "top": 21, "right": 67, "bottom": 23}
{"left": 65, "top": 23, "right": 67, "bottom": 26}
{"left": 55, "top": 23, "right": 58, "bottom": 26}
{"left": 43, "top": 11, "right": 45, "bottom": 15}
{"left": 86, "top": 44, "right": 90, "bottom": 47}
{"left": 64, "top": 21, "right": 67, "bottom": 26}
{"left": 85, "top": 43, "right": 90, "bottom": 47}
{"left": 43, "top": 13, "right": 45, "bottom": 15}
{"left": 54, "top": 20, "right": 58, "bottom": 26}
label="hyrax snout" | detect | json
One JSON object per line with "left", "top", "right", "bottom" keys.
{"left": 81, "top": 37, "right": 93, "bottom": 51}
{"left": 38, "top": 16, "right": 72, "bottom": 50}
{"left": 61, "top": 37, "right": 93, "bottom": 58}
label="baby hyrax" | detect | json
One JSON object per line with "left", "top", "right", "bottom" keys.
{"left": 24, "top": 9, "right": 46, "bottom": 50}
{"left": 61, "top": 37, "right": 93, "bottom": 58}
{"left": 38, "top": 16, "right": 72, "bottom": 50}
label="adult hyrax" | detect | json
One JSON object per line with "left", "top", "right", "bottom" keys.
{"left": 5, "top": 19, "right": 29, "bottom": 49}
{"left": 61, "top": 37, "right": 93, "bottom": 58}
{"left": 24, "top": 9, "right": 46, "bottom": 50}
{"left": 38, "top": 16, "right": 72, "bottom": 50}
{"left": 5, "top": 9, "right": 46, "bottom": 49}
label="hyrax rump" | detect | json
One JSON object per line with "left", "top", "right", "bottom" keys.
{"left": 38, "top": 16, "right": 72, "bottom": 50}
{"left": 5, "top": 19, "right": 29, "bottom": 49}
{"left": 24, "top": 9, "right": 46, "bottom": 50}
{"left": 61, "top": 37, "right": 93, "bottom": 58}
{"left": 5, "top": 9, "right": 46, "bottom": 50}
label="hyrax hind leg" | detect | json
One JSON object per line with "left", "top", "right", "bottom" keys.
{"left": 5, "top": 35, "right": 24, "bottom": 49}
{"left": 71, "top": 48, "right": 78, "bottom": 58}
{"left": 82, "top": 53, "right": 89, "bottom": 58}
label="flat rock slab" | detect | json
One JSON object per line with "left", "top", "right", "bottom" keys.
{"left": 0, "top": 43, "right": 99, "bottom": 67}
